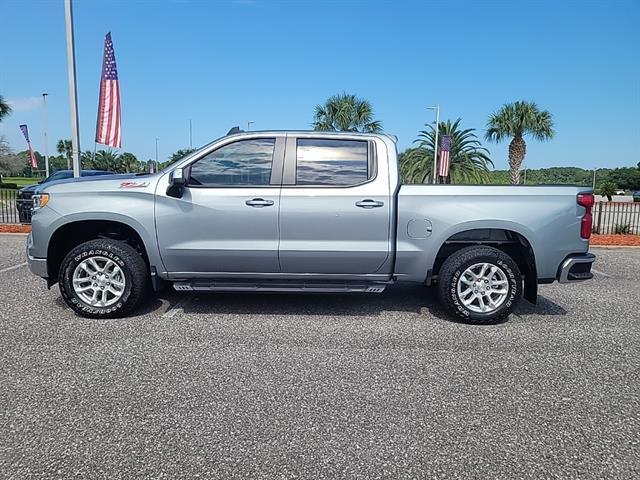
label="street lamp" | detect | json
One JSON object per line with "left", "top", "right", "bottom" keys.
{"left": 426, "top": 105, "right": 440, "bottom": 184}
{"left": 42, "top": 93, "right": 50, "bottom": 177}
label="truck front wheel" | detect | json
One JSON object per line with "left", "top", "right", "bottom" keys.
{"left": 58, "top": 239, "right": 149, "bottom": 318}
{"left": 437, "top": 246, "right": 522, "bottom": 324}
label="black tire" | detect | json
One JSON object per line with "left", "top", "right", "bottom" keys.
{"left": 59, "top": 239, "right": 149, "bottom": 318}
{"left": 437, "top": 246, "right": 522, "bottom": 324}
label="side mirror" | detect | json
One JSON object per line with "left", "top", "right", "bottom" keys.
{"left": 167, "top": 168, "right": 188, "bottom": 198}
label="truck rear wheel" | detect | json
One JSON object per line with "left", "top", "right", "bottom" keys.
{"left": 437, "top": 246, "right": 522, "bottom": 324}
{"left": 58, "top": 239, "right": 149, "bottom": 318}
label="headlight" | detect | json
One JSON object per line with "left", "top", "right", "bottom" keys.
{"left": 32, "top": 193, "right": 50, "bottom": 210}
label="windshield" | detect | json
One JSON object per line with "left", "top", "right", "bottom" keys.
{"left": 44, "top": 171, "right": 73, "bottom": 183}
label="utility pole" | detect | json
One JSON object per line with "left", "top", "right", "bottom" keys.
{"left": 426, "top": 105, "right": 440, "bottom": 184}
{"left": 64, "top": 0, "right": 81, "bottom": 177}
{"left": 189, "top": 119, "right": 193, "bottom": 149}
{"left": 42, "top": 93, "right": 50, "bottom": 177}
{"left": 247, "top": 121, "right": 254, "bottom": 131}
{"left": 592, "top": 168, "right": 597, "bottom": 190}
{"left": 155, "top": 137, "right": 159, "bottom": 171}
{"left": 523, "top": 165, "right": 527, "bottom": 184}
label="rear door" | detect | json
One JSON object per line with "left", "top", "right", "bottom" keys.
{"left": 278, "top": 135, "right": 392, "bottom": 275}
{"left": 155, "top": 135, "right": 285, "bottom": 276}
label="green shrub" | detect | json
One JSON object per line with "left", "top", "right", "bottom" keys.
{"left": 0, "top": 182, "right": 18, "bottom": 189}
{"left": 614, "top": 223, "right": 632, "bottom": 234}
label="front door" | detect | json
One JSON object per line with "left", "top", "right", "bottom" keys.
{"left": 278, "top": 136, "right": 392, "bottom": 275}
{"left": 155, "top": 136, "right": 284, "bottom": 276}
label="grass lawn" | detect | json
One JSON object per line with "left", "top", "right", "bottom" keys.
{"left": 2, "top": 177, "right": 42, "bottom": 187}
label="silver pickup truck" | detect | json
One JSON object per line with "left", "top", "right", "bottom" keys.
{"left": 26, "top": 130, "right": 595, "bottom": 324}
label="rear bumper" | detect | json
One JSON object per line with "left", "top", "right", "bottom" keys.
{"left": 557, "top": 253, "right": 595, "bottom": 283}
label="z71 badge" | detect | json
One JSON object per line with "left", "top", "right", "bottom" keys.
{"left": 120, "top": 181, "right": 150, "bottom": 189}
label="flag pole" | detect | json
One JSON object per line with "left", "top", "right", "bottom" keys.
{"left": 432, "top": 105, "right": 440, "bottom": 184}
{"left": 42, "top": 93, "right": 50, "bottom": 177}
{"left": 64, "top": 0, "right": 81, "bottom": 178}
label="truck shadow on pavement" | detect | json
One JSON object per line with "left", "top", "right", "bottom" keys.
{"left": 132, "top": 284, "right": 567, "bottom": 323}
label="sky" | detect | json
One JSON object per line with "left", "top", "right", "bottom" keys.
{"left": 1, "top": 0, "right": 639, "bottom": 170}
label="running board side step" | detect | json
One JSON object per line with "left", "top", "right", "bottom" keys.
{"left": 173, "top": 280, "right": 387, "bottom": 294}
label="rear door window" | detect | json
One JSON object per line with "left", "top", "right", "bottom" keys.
{"left": 296, "top": 139, "right": 369, "bottom": 186}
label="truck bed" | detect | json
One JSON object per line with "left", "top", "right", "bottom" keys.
{"left": 394, "top": 184, "right": 590, "bottom": 282}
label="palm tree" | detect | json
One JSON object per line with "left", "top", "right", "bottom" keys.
{"left": 485, "top": 101, "right": 555, "bottom": 185}
{"left": 93, "top": 149, "right": 121, "bottom": 172}
{"left": 313, "top": 93, "right": 382, "bottom": 133}
{"left": 119, "top": 152, "right": 140, "bottom": 173}
{"left": 56, "top": 139, "right": 73, "bottom": 169}
{"left": 401, "top": 119, "right": 493, "bottom": 184}
{"left": 0, "top": 95, "right": 12, "bottom": 122}
{"left": 599, "top": 181, "right": 617, "bottom": 202}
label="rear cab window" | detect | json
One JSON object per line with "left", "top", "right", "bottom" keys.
{"left": 295, "top": 138, "right": 372, "bottom": 186}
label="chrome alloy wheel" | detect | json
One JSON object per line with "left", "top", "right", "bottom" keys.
{"left": 456, "top": 262, "right": 509, "bottom": 313}
{"left": 72, "top": 256, "right": 126, "bottom": 307}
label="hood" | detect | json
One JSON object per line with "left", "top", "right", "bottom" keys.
{"left": 19, "top": 183, "right": 40, "bottom": 194}
{"left": 38, "top": 174, "right": 136, "bottom": 192}
{"left": 42, "top": 172, "right": 162, "bottom": 195}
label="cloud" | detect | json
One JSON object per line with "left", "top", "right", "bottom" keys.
{"left": 7, "top": 97, "right": 40, "bottom": 112}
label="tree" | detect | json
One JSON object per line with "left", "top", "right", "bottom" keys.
{"left": 119, "top": 152, "right": 140, "bottom": 173}
{"left": 485, "top": 101, "right": 555, "bottom": 184}
{"left": 401, "top": 118, "right": 493, "bottom": 184}
{"left": 0, "top": 137, "right": 24, "bottom": 179}
{"left": 56, "top": 139, "right": 72, "bottom": 169}
{"left": 168, "top": 148, "right": 196, "bottom": 163}
{"left": 92, "top": 149, "right": 121, "bottom": 172}
{"left": 312, "top": 93, "right": 382, "bottom": 133}
{"left": 0, "top": 95, "right": 12, "bottom": 122}
{"left": 81, "top": 150, "right": 95, "bottom": 169}
{"left": 599, "top": 181, "right": 617, "bottom": 201}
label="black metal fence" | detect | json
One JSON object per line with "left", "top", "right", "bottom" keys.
{"left": 593, "top": 201, "right": 640, "bottom": 235}
{"left": 0, "top": 189, "right": 20, "bottom": 224}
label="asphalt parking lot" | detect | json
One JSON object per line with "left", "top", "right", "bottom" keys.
{"left": 1, "top": 234, "right": 638, "bottom": 479}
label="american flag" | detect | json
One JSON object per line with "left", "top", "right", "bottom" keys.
{"left": 438, "top": 135, "right": 451, "bottom": 177}
{"left": 19, "top": 124, "right": 38, "bottom": 169}
{"left": 95, "top": 32, "right": 121, "bottom": 148}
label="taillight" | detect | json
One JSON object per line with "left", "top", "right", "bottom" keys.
{"left": 577, "top": 193, "right": 594, "bottom": 239}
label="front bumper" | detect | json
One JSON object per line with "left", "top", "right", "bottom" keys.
{"left": 26, "top": 233, "right": 48, "bottom": 278}
{"left": 557, "top": 253, "right": 595, "bottom": 283}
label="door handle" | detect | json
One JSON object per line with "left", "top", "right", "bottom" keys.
{"left": 355, "top": 199, "right": 384, "bottom": 209}
{"left": 245, "top": 198, "right": 274, "bottom": 207}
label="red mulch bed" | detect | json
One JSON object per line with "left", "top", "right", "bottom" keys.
{"left": 0, "top": 224, "right": 31, "bottom": 233}
{"left": 591, "top": 234, "right": 640, "bottom": 246}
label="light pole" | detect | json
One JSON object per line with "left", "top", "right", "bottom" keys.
{"left": 64, "top": 0, "right": 81, "bottom": 177}
{"left": 42, "top": 93, "right": 50, "bottom": 177}
{"left": 523, "top": 164, "right": 527, "bottom": 184}
{"left": 189, "top": 119, "right": 193, "bottom": 149}
{"left": 426, "top": 105, "right": 440, "bottom": 184}
{"left": 155, "top": 137, "right": 159, "bottom": 171}
{"left": 592, "top": 168, "right": 597, "bottom": 190}
{"left": 247, "top": 121, "right": 254, "bottom": 131}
